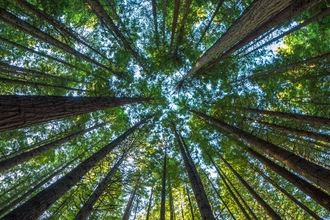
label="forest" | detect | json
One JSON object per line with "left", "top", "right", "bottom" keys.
{"left": 0, "top": 0, "right": 330, "bottom": 219}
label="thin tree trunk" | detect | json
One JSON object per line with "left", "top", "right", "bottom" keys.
{"left": 74, "top": 153, "right": 126, "bottom": 220}
{"left": 122, "top": 179, "right": 140, "bottom": 220}
{"left": 168, "top": 177, "right": 175, "bottom": 220}
{"left": 151, "top": 0, "right": 159, "bottom": 46}
{"left": 0, "top": 95, "right": 148, "bottom": 132}
{"left": 1, "top": 118, "right": 148, "bottom": 220}
{"left": 0, "top": 122, "right": 106, "bottom": 172}
{"left": 191, "top": 110, "right": 330, "bottom": 194}
{"left": 170, "top": 0, "right": 180, "bottom": 46}
{"left": 218, "top": 154, "right": 280, "bottom": 219}
{"left": 160, "top": 147, "right": 167, "bottom": 220}
{"left": 145, "top": 187, "right": 153, "bottom": 220}
{"left": 246, "top": 117, "right": 330, "bottom": 143}
{"left": 243, "top": 107, "right": 330, "bottom": 127}
{"left": 174, "top": 128, "right": 215, "bottom": 220}
{"left": 186, "top": 185, "right": 195, "bottom": 220}
{"left": 161, "top": 0, "right": 167, "bottom": 44}
{"left": 246, "top": 147, "right": 330, "bottom": 211}
{"left": 178, "top": 0, "right": 321, "bottom": 85}
{"left": 252, "top": 165, "right": 322, "bottom": 220}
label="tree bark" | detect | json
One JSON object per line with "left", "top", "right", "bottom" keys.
{"left": 122, "top": 179, "right": 140, "bottom": 220}
{"left": 243, "top": 107, "right": 330, "bottom": 127}
{"left": 151, "top": 0, "right": 159, "bottom": 46}
{"left": 160, "top": 147, "right": 167, "bottom": 220}
{"left": 179, "top": 0, "right": 321, "bottom": 85}
{"left": 191, "top": 110, "right": 330, "bottom": 194}
{"left": 170, "top": 0, "right": 180, "bottom": 46}
{"left": 218, "top": 155, "right": 280, "bottom": 219}
{"left": 74, "top": 153, "right": 126, "bottom": 220}
{"left": 1, "top": 118, "right": 148, "bottom": 220}
{"left": 253, "top": 165, "right": 322, "bottom": 220}
{"left": 0, "top": 95, "right": 148, "bottom": 132}
{"left": 0, "top": 122, "right": 106, "bottom": 172}
{"left": 145, "top": 187, "right": 153, "bottom": 220}
{"left": 186, "top": 185, "right": 195, "bottom": 220}
{"left": 168, "top": 177, "right": 175, "bottom": 220}
{"left": 174, "top": 128, "right": 215, "bottom": 220}
{"left": 246, "top": 147, "right": 330, "bottom": 211}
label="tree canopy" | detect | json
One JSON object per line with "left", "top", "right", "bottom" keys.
{"left": 1, "top": 0, "right": 330, "bottom": 219}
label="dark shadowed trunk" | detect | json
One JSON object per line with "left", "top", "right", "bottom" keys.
{"left": 160, "top": 147, "right": 167, "bottom": 220}
{"left": 145, "top": 187, "right": 154, "bottom": 220}
{"left": 170, "top": 0, "right": 180, "bottom": 46}
{"left": 122, "top": 178, "right": 140, "bottom": 220}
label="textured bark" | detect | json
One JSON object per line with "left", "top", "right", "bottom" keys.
{"left": 122, "top": 179, "right": 140, "bottom": 220}
{"left": 247, "top": 147, "right": 330, "bottom": 211}
{"left": 219, "top": 155, "right": 280, "bottom": 219}
{"left": 191, "top": 110, "right": 330, "bottom": 193}
{"left": 170, "top": 0, "right": 180, "bottom": 46}
{"left": 243, "top": 107, "right": 330, "bottom": 127}
{"left": 179, "top": 0, "right": 320, "bottom": 84}
{"left": 2, "top": 118, "right": 147, "bottom": 220}
{"left": 0, "top": 95, "right": 148, "bottom": 132}
{"left": 74, "top": 153, "right": 126, "bottom": 220}
{"left": 247, "top": 118, "right": 330, "bottom": 143}
{"left": 145, "top": 187, "right": 153, "bottom": 220}
{"left": 0, "top": 122, "right": 106, "bottom": 172}
{"left": 248, "top": 7, "right": 330, "bottom": 55}
{"left": 254, "top": 165, "right": 322, "bottom": 220}
{"left": 160, "top": 148, "right": 167, "bottom": 220}
{"left": 174, "top": 128, "right": 215, "bottom": 220}
{"left": 0, "top": 8, "right": 115, "bottom": 74}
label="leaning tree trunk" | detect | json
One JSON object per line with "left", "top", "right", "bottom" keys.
{"left": 160, "top": 147, "right": 167, "bottom": 220}
{"left": 186, "top": 185, "right": 195, "bottom": 220}
{"left": 170, "top": 0, "right": 180, "bottom": 46}
{"left": 252, "top": 164, "right": 321, "bottom": 220}
{"left": 0, "top": 95, "right": 148, "bottom": 132}
{"left": 174, "top": 128, "right": 215, "bottom": 220}
{"left": 145, "top": 187, "right": 154, "bottom": 220}
{"left": 191, "top": 110, "right": 330, "bottom": 194}
{"left": 0, "top": 122, "right": 107, "bottom": 172}
{"left": 122, "top": 179, "right": 140, "bottom": 220}
{"left": 74, "top": 153, "right": 126, "bottom": 220}
{"left": 1, "top": 118, "right": 148, "bottom": 220}
{"left": 246, "top": 147, "right": 330, "bottom": 211}
{"left": 243, "top": 107, "right": 330, "bottom": 127}
{"left": 218, "top": 154, "right": 280, "bottom": 219}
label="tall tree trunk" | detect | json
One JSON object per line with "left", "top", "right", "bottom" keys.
{"left": 246, "top": 147, "right": 330, "bottom": 211}
{"left": 243, "top": 107, "right": 330, "bottom": 127}
{"left": 161, "top": 0, "right": 167, "bottom": 45}
{"left": 0, "top": 122, "right": 106, "bottom": 172}
{"left": 145, "top": 187, "right": 154, "bottom": 220}
{"left": 252, "top": 164, "right": 322, "bottom": 220}
{"left": 74, "top": 153, "right": 126, "bottom": 220}
{"left": 122, "top": 178, "right": 140, "bottom": 220}
{"left": 170, "top": 0, "right": 180, "bottom": 46}
{"left": 1, "top": 118, "right": 148, "bottom": 220}
{"left": 178, "top": 0, "right": 321, "bottom": 85}
{"left": 168, "top": 177, "right": 175, "bottom": 220}
{"left": 0, "top": 95, "right": 148, "bottom": 132}
{"left": 191, "top": 110, "right": 330, "bottom": 194}
{"left": 218, "top": 154, "right": 280, "bottom": 219}
{"left": 186, "top": 185, "right": 195, "bottom": 220}
{"left": 246, "top": 117, "right": 330, "bottom": 143}
{"left": 173, "top": 128, "right": 215, "bottom": 220}
{"left": 151, "top": 0, "right": 159, "bottom": 46}
{"left": 160, "top": 147, "right": 167, "bottom": 220}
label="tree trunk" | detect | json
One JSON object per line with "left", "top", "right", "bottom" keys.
{"left": 243, "top": 107, "right": 330, "bottom": 127}
{"left": 0, "top": 95, "right": 148, "bottom": 132}
{"left": 74, "top": 153, "right": 126, "bottom": 220}
{"left": 160, "top": 147, "right": 167, "bottom": 220}
{"left": 1, "top": 118, "right": 148, "bottom": 220}
{"left": 253, "top": 165, "right": 322, "bottom": 220}
{"left": 246, "top": 147, "right": 330, "bottom": 211}
{"left": 151, "top": 0, "right": 159, "bottom": 46}
{"left": 168, "top": 177, "right": 175, "bottom": 220}
{"left": 186, "top": 185, "right": 195, "bottom": 220}
{"left": 179, "top": 0, "right": 316, "bottom": 84}
{"left": 174, "top": 128, "right": 215, "bottom": 220}
{"left": 191, "top": 110, "right": 330, "bottom": 194}
{"left": 247, "top": 117, "right": 330, "bottom": 143}
{"left": 170, "top": 0, "right": 180, "bottom": 46}
{"left": 145, "top": 187, "right": 153, "bottom": 220}
{"left": 0, "top": 122, "right": 106, "bottom": 172}
{"left": 122, "top": 179, "right": 140, "bottom": 220}
{"left": 218, "top": 154, "right": 280, "bottom": 219}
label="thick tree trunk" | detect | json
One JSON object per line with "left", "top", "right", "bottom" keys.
{"left": 145, "top": 187, "right": 153, "bottom": 220}
{"left": 170, "top": 0, "right": 180, "bottom": 46}
{"left": 0, "top": 122, "right": 106, "bottom": 172}
{"left": 253, "top": 165, "right": 322, "bottom": 220}
{"left": 1, "top": 118, "right": 148, "bottom": 220}
{"left": 74, "top": 153, "right": 126, "bottom": 220}
{"left": 218, "top": 155, "right": 280, "bottom": 219}
{"left": 0, "top": 95, "right": 148, "bottom": 132}
{"left": 247, "top": 117, "right": 330, "bottom": 143}
{"left": 191, "top": 110, "right": 330, "bottom": 193}
{"left": 122, "top": 179, "right": 140, "bottom": 220}
{"left": 174, "top": 128, "right": 215, "bottom": 220}
{"left": 246, "top": 147, "right": 330, "bottom": 211}
{"left": 160, "top": 148, "right": 167, "bottom": 220}
{"left": 243, "top": 107, "right": 330, "bottom": 127}
{"left": 179, "top": 0, "right": 321, "bottom": 85}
